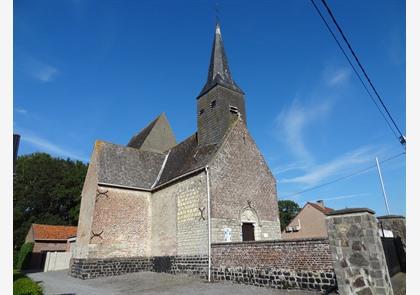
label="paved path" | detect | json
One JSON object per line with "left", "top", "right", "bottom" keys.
{"left": 28, "top": 270, "right": 319, "bottom": 295}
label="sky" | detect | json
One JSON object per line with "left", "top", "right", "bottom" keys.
{"left": 13, "top": 0, "right": 406, "bottom": 216}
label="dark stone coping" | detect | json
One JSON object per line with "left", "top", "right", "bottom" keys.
{"left": 326, "top": 208, "right": 375, "bottom": 216}
{"left": 211, "top": 237, "right": 329, "bottom": 246}
{"left": 377, "top": 215, "right": 405, "bottom": 220}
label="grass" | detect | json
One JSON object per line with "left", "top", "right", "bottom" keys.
{"left": 13, "top": 269, "right": 43, "bottom": 295}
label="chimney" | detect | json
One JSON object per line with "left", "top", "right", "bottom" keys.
{"left": 316, "top": 200, "right": 325, "bottom": 208}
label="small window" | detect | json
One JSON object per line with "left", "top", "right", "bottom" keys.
{"left": 229, "top": 105, "right": 239, "bottom": 114}
{"left": 199, "top": 109, "right": 204, "bottom": 115}
{"left": 211, "top": 100, "right": 216, "bottom": 108}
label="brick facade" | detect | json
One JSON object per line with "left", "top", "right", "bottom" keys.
{"left": 209, "top": 119, "right": 281, "bottom": 242}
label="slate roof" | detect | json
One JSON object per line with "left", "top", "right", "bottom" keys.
{"left": 198, "top": 23, "right": 243, "bottom": 97}
{"left": 127, "top": 116, "right": 160, "bottom": 149}
{"left": 96, "top": 141, "right": 166, "bottom": 189}
{"left": 32, "top": 224, "right": 77, "bottom": 241}
{"left": 155, "top": 133, "right": 219, "bottom": 187}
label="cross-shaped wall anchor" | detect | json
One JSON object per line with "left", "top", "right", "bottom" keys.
{"left": 96, "top": 188, "right": 109, "bottom": 202}
{"left": 247, "top": 200, "right": 252, "bottom": 208}
{"left": 90, "top": 230, "right": 104, "bottom": 241}
{"left": 198, "top": 207, "right": 206, "bottom": 221}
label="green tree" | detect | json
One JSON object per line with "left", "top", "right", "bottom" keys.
{"left": 278, "top": 200, "right": 301, "bottom": 231}
{"left": 13, "top": 153, "right": 88, "bottom": 250}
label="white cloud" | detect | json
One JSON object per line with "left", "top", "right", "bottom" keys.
{"left": 22, "top": 57, "right": 59, "bottom": 82}
{"left": 15, "top": 108, "right": 28, "bottom": 114}
{"left": 325, "top": 67, "right": 351, "bottom": 87}
{"left": 279, "top": 145, "right": 378, "bottom": 186}
{"left": 275, "top": 99, "right": 332, "bottom": 163}
{"left": 21, "top": 133, "right": 88, "bottom": 162}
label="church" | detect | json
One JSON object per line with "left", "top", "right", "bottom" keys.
{"left": 73, "top": 23, "right": 281, "bottom": 262}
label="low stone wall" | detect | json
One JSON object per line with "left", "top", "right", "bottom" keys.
{"left": 211, "top": 238, "right": 336, "bottom": 292}
{"left": 69, "top": 255, "right": 208, "bottom": 279}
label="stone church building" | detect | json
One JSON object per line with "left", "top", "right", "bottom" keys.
{"left": 73, "top": 23, "right": 281, "bottom": 262}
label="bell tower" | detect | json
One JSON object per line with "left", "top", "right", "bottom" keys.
{"left": 197, "top": 23, "right": 246, "bottom": 147}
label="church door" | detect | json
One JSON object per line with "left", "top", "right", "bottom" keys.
{"left": 242, "top": 223, "right": 255, "bottom": 241}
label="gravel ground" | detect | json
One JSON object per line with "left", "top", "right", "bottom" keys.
{"left": 28, "top": 270, "right": 320, "bottom": 295}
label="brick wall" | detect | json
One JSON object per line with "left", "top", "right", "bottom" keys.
{"left": 88, "top": 187, "right": 152, "bottom": 258}
{"left": 209, "top": 120, "right": 281, "bottom": 242}
{"left": 211, "top": 239, "right": 335, "bottom": 291}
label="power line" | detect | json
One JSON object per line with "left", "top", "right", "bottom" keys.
{"left": 282, "top": 152, "right": 405, "bottom": 199}
{"left": 309, "top": 0, "right": 398, "bottom": 140}
{"left": 320, "top": 0, "right": 404, "bottom": 140}
{"left": 310, "top": 0, "right": 405, "bottom": 147}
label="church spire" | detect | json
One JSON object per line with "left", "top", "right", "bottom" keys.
{"left": 198, "top": 23, "right": 243, "bottom": 97}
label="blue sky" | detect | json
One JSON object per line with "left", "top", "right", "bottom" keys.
{"left": 14, "top": 0, "right": 406, "bottom": 216}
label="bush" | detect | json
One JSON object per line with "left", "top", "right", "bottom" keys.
{"left": 15, "top": 243, "right": 34, "bottom": 270}
{"left": 13, "top": 270, "right": 43, "bottom": 295}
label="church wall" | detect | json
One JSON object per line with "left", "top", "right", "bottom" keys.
{"left": 87, "top": 187, "right": 152, "bottom": 258}
{"left": 74, "top": 148, "right": 99, "bottom": 259}
{"left": 153, "top": 172, "right": 209, "bottom": 256}
{"left": 209, "top": 120, "right": 281, "bottom": 242}
{"left": 150, "top": 185, "right": 177, "bottom": 256}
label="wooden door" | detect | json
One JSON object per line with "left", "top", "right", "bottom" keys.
{"left": 242, "top": 223, "right": 255, "bottom": 241}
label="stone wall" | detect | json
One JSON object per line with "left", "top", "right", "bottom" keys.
{"left": 326, "top": 209, "right": 393, "bottom": 295}
{"left": 69, "top": 255, "right": 208, "bottom": 280}
{"left": 166, "top": 172, "right": 209, "bottom": 255}
{"left": 211, "top": 239, "right": 336, "bottom": 291}
{"left": 209, "top": 120, "right": 281, "bottom": 242}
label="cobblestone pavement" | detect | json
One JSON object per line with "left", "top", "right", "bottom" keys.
{"left": 28, "top": 270, "right": 320, "bottom": 295}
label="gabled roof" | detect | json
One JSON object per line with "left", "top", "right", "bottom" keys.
{"left": 307, "top": 202, "right": 334, "bottom": 215}
{"left": 32, "top": 224, "right": 77, "bottom": 241}
{"left": 198, "top": 23, "right": 243, "bottom": 97}
{"left": 96, "top": 141, "right": 166, "bottom": 189}
{"left": 155, "top": 133, "right": 219, "bottom": 187}
{"left": 127, "top": 113, "right": 176, "bottom": 153}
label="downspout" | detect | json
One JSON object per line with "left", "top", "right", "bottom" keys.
{"left": 205, "top": 165, "right": 211, "bottom": 282}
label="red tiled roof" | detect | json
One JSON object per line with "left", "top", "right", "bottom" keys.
{"left": 308, "top": 202, "right": 334, "bottom": 215}
{"left": 32, "top": 224, "right": 77, "bottom": 241}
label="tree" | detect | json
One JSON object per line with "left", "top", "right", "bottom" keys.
{"left": 278, "top": 200, "right": 301, "bottom": 231}
{"left": 13, "top": 153, "right": 88, "bottom": 249}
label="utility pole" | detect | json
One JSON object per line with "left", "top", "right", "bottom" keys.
{"left": 375, "top": 157, "right": 391, "bottom": 215}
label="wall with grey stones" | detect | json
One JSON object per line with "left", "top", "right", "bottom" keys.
{"left": 211, "top": 239, "right": 336, "bottom": 292}
{"left": 69, "top": 255, "right": 208, "bottom": 280}
{"left": 326, "top": 209, "right": 393, "bottom": 295}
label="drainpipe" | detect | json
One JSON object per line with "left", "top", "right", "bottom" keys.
{"left": 205, "top": 165, "right": 211, "bottom": 282}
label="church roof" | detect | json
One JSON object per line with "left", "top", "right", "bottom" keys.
{"left": 127, "top": 116, "right": 160, "bottom": 149}
{"left": 127, "top": 113, "right": 176, "bottom": 153}
{"left": 155, "top": 133, "right": 218, "bottom": 187}
{"left": 198, "top": 23, "right": 244, "bottom": 97}
{"left": 96, "top": 141, "right": 166, "bottom": 189}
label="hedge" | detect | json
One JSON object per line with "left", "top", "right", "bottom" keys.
{"left": 13, "top": 270, "right": 43, "bottom": 295}
{"left": 15, "top": 243, "right": 34, "bottom": 270}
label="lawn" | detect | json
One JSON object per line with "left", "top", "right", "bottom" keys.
{"left": 13, "top": 270, "right": 43, "bottom": 295}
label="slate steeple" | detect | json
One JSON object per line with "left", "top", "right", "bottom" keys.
{"left": 197, "top": 23, "right": 246, "bottom": 147}
{"left": 198, "top": 23, "right": 244, "bottom": 97}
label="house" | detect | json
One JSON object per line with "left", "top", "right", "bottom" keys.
{"left": 282, "top": 201, "right": 333, "bottom": 239}
{"left": 72, "top": 23, "right": 281, "bottom": 270}
{"left": 24, "top": 223, "right": 77, "bottom": 270}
